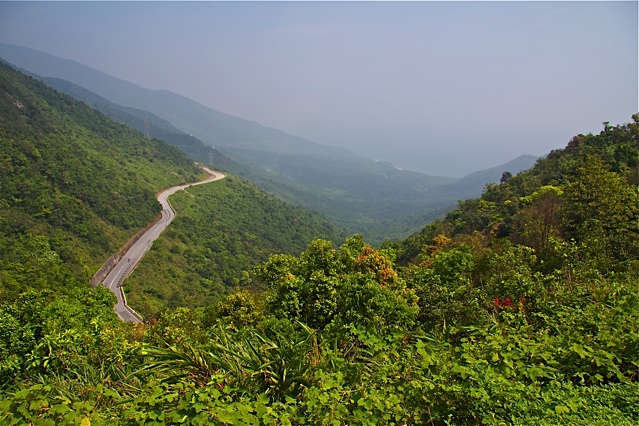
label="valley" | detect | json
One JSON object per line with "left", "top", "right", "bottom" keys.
{"left": 0, "top": 44, "right": 537, "bottom": 244}
{"left": 0, "top": 45, "right": 637, "bottom": 425}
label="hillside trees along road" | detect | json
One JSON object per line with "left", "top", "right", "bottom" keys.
{"left": 101, "top": 167, "right": 226, "bottom": 323}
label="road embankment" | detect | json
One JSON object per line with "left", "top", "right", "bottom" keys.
{"left": 95, "top": 167, "right": 226, "bottom": 322}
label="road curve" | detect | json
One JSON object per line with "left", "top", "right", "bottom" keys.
{"left": 101, "top": 167, "right": 226, "bottom": 323}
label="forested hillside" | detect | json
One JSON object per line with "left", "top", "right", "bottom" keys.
{"left": 40, "top": 76, "right": 216, "bottom": 162}
{"left": 0, "top": 61, "right": 203, "bottom": 300}
{"left": 125, "top": 175, "right": 344, "bottom": 319}
{"left": 396, "top": 117, "right": 639, "bottom": 268}
{"left": 2, "top": 107, "right": 637, "bottom": 423}
{"left": 37, "top": 76, "right": 245, "bottom": 174}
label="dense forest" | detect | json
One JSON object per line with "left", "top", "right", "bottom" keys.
{"left": 1, "top": 60, "right": 638, "bottom": 424}
{"left": 36, "top": 76, "right": 246, "bottom": 175}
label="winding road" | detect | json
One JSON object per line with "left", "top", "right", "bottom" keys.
{"left": 101, "top": 167, "right": 226, "bottom": 323}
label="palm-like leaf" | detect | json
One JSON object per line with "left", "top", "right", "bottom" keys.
{"left": 138, "top": 322, "right": 319, "bottom": 400}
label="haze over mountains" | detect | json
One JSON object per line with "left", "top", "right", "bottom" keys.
{"left": 0, "top": 44, "right": 537, "bottom": 243}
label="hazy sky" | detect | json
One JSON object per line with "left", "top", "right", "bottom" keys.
{"left": 1, "top": 1, "right": 637, "bottom": 176}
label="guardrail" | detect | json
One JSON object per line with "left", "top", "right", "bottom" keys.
{"left": 89, "top": 217, "right": 159, "bottom": 287}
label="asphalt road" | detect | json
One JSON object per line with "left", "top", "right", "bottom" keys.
{"left": 102, "top": 167, "right": 226, "bottom": 323}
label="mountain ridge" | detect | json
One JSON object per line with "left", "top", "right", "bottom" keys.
{"left": 426, "top": 154, "right": 538, "bottom": 202}
{"left": 0, "top": 43, "right": 358, "bottom": 159}
{"left": 0, "top": 43, "right": 537, "bottom": 178}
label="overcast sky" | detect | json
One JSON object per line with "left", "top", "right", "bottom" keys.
{"left": 1, "top": 1, "right": 636, "bottom": 176}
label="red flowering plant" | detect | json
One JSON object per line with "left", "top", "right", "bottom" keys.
{"left": 493, "top": 297, "right": 526, "bottom": 311}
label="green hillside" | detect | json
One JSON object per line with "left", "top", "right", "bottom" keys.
{"left": 396, "top": 118, "right": 639, "bottom": 267}
{"left": 0, "top": 61, "right": 203, "bottom": 300}
{"left": 0, "top": 59, "right": 345, "bottom": 310}
{"left": 37, "top": 76, "right": 244, "bottom": 173}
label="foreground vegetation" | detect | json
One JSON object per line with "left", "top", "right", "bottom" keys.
{"left": 1, "top": 224, "right": 637, "bottom": 424}
{"left": 1, "top": 61, "right": 637, "bottom": 423}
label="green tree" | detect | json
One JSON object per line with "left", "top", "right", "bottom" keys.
{"left": 512, "top": 185, "right": 564, "bottom": 267}
{"left": 204, "top": 290, "right": 265, "bottom": 330}
{"left": 562, "top": 155, "right": 639, "bottom": 271}
{"left": 257, "top": 236, "right": 418, "bottom": 333}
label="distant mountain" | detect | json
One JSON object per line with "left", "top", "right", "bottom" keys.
{"left": 427, "top": 155, "right": 538, "bottom": 202}
{"left": 0, "top": 44, "right": 355, "bottom": 158}
{"left": 0, "top": 44, "right": 536, "bottom": 244}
